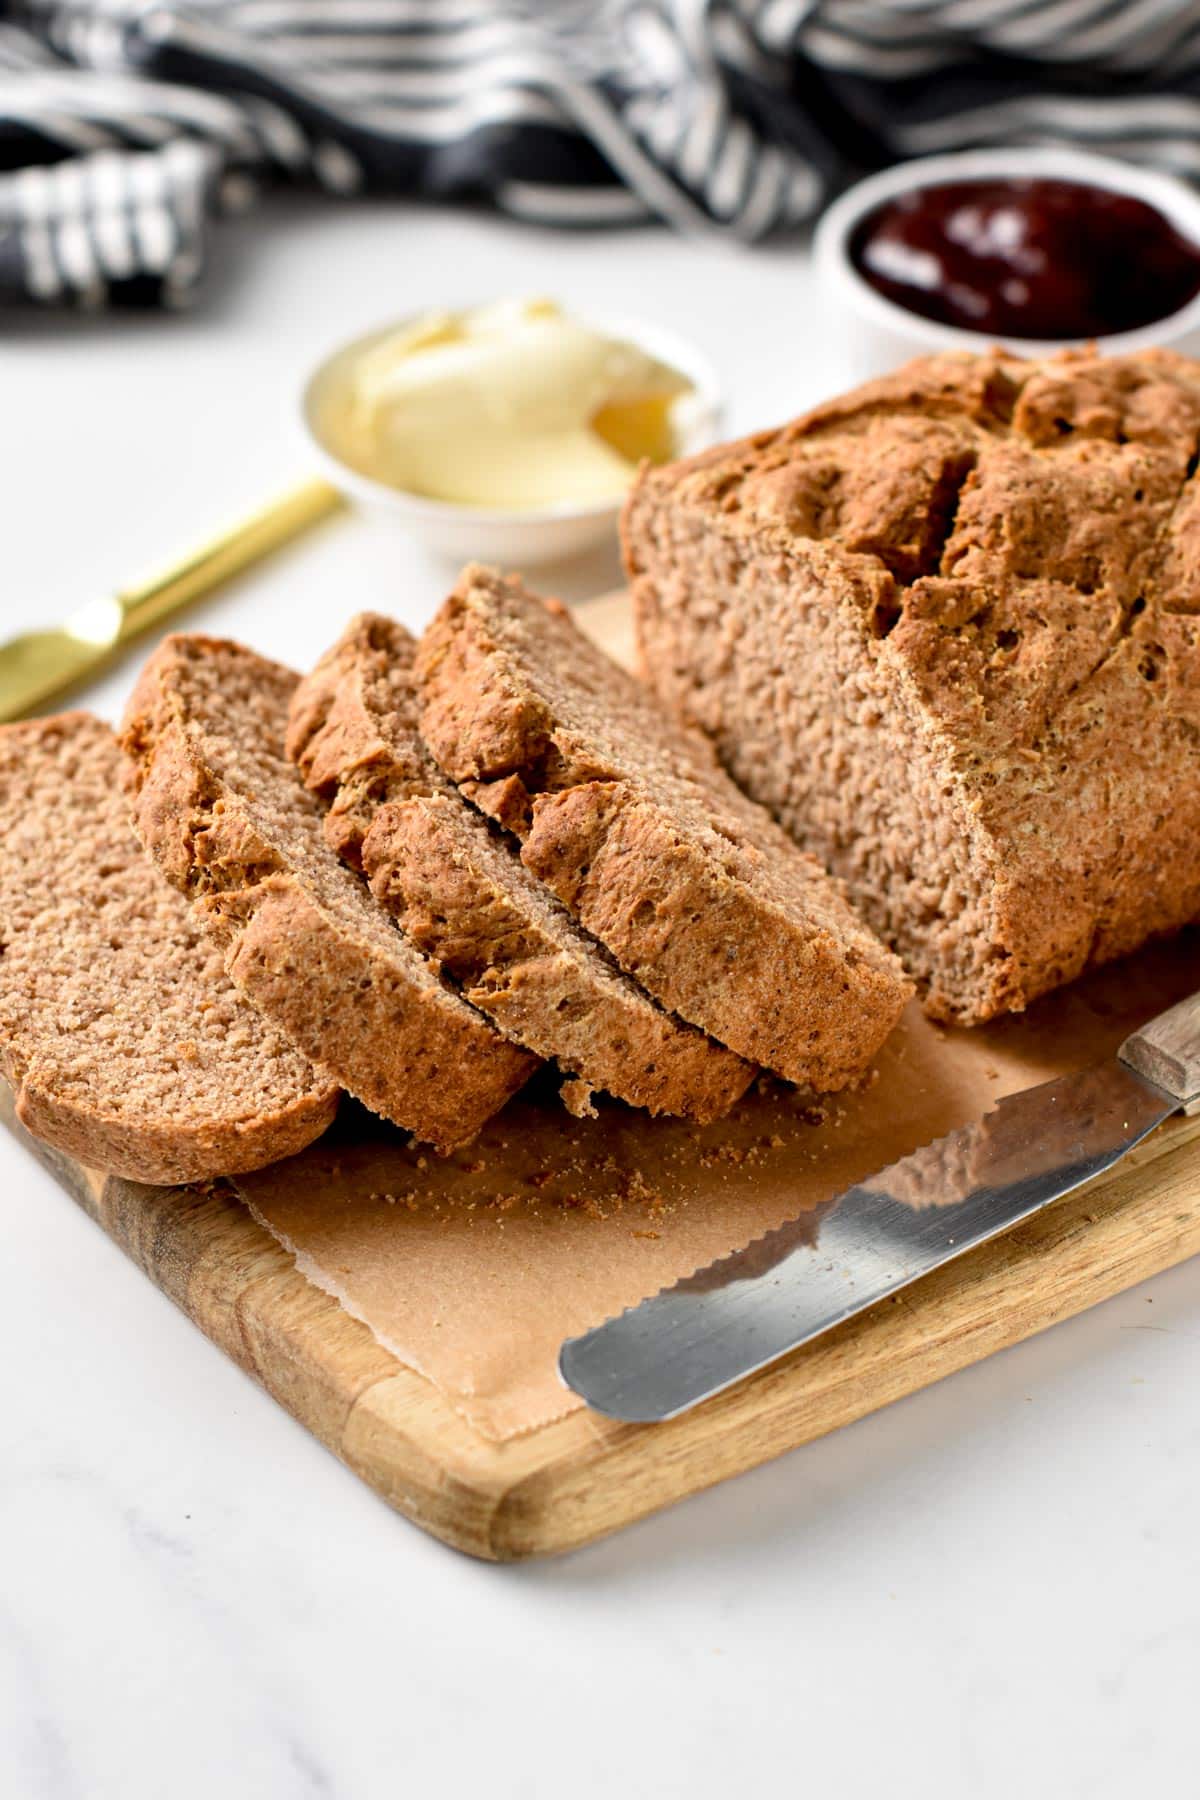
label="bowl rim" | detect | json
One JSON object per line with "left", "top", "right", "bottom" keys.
{"left": 813, "top": 145, "right": 1200, "bottom": 358}
{"left": 299, "top": 304, "right": 725, "bottom": 525}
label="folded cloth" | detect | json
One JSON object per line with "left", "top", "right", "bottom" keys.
{"left": 4, "top": 0, "right": 1200, "bottom": 309}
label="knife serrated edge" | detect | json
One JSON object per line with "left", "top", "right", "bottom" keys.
{"left": 560, "top": 1109, "right": 993, "bottom": 1345}
{"left": 560, "top": 1058, "right": 1179, "bottom": 1421}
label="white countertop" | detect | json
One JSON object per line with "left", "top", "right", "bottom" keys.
{"left": 3, "top": 198, "right": 1198, "bottom": 1800}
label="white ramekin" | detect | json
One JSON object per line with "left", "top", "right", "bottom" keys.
{"left": 814, "top": 147, "right": 1200, "bottom": 382}
{"left": 301, "top": 311, "right": 723, "bottom": 567}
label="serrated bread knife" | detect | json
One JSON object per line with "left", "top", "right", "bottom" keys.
{"left": 559, "top": 989, "right": 1200, "bottom": 1422}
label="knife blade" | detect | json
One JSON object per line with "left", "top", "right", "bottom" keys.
{"left": 559, "top": 988, "right": 1200, "bottom": 1423}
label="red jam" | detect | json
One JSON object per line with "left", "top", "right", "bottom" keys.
{"left": 849, "top": 178, "right": 1200, "bottom": 340}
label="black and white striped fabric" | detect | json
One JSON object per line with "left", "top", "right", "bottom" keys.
{"left": 6, "top": 0, "right": 1200, "bottom": 308}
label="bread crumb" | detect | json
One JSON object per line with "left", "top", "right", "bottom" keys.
{"left": 561, "top": 1078, "right": 597, "bottom": 1119}
{"left": 369, "top": 1189, "right": 420, "bottom": 1209}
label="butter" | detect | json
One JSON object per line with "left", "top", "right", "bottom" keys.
{"left": 318, "top": 298, "right": 693, "bottom": 510}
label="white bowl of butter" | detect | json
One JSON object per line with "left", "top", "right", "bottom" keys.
{"left": 302, "top": 297, "right": 722, "bottom": 565}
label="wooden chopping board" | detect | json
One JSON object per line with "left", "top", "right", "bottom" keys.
{"left": 7, "top": 590, "right": 1200, "bottom": 1560}
{"left": 9, "top": 1088, "right": 1200, "bottom": 1561}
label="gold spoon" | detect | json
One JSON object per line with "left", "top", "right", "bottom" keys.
{"left": 0, "top": 477, "right": 344, "bottom": 723}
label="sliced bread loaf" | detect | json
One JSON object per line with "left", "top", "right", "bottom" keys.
{"left": 624, "top": 347, "right": 1200, "bottom": 1022}
{"left": 0, "top": 712, "right": 339, "bottom": 1182}
{"left": 121, "top": 635, "right": 537, "bottom": 1153}
{"left": 288, "top": 614, "right": 754, "bottom": 1121}
{"left": 416, "top": 566, "right": 911, "bottom": 1089}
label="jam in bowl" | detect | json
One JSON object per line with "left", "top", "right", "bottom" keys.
{"left": 814, "top": 149, "right": 1200, "bottom": 378}
{"left": 849, "top": 177, "right": 1200, "bottom": 342}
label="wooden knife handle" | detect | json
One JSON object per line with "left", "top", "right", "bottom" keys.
{"left": 1119, "top": 990, "right": 1200, "bottom": 1112}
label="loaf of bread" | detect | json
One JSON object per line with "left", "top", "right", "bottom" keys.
{"left": 626, "top": 347, "right": 1200, "bottom": 1024}
{"left": 417, "top": 565, "right": 911, "bottom": 1088}
{"left": 0, "top": 713, "right": 339, "bottom": 1182}
{"left": 288, "top": 613, "right": 753, "bottom": 1121}
{"left": 122, "top": 635, "right": 537, "bottom": 1153}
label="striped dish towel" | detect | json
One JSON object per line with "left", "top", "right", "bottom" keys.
{"left": 5, "top": 0, "right": 1200, "bottom": 309}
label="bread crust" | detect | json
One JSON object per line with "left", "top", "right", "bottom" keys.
{"left": 122, "top": 639, "right": 535, "bottom": 1154}
{"left": 9, "top": 1069, "right": 337, "bottom": 1187}
{"left": 0, "top": 712, "right": 338, "bottom": 1183}
{"left": 289, "top": 614, "right": 753, "bottom": 1121}
{"left": 366, "top": 793, "right": 755, "bottom": 1119}
{"left": 285, "top": 612, "right": 413, "bottom": 867}
{"left": 416, "top": 567, "right": 912, "bottom": 1089}
{"left": 626, "top": 347, "right": 1200, "bottom": 1024}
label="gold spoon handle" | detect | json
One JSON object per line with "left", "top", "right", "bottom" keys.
{"left": 115, "top": 477, "right": 344, "bottom": 641}
{"left": 0, "top": 477, "right": 347, "bottom": 724}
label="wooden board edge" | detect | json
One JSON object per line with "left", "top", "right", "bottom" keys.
{"left": 1, "top": 1088, "right": 525, "bottom": 1559}
{"left": 467, "top": 1117, "right": 1200, "bottom": 1557}
{"left": 8, "top": 1090, "right": 1200, "bottom": 1562}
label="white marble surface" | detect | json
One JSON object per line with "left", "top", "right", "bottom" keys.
{"left": 3, "top": 198, "right": 1199, "bottom": 1800}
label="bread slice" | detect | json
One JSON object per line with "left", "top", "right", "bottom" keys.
{"left": 288, "top": 614, "right": 754, "bottom": 1121}
{"left": 121, "top": 635, "right": 537, "bottom": 1153}
{"left": 0, "top": 712, "right": 338, "bottom": 1182}
{"left": 416, "top": 566, "right": 911, "bottom": 1089}
{"left": 625, "top": 346, "right": 1200, "bottom": 1023}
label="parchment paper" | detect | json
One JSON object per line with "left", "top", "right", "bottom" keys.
{"left": 234, "top": 937, "right": 1200, "bottom": 1440}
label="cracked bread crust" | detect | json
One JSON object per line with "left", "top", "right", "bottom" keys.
{"left": 626, "top": 347, "right": 1200, "bottom": 1024}
{"left": 288, "top": 614, "right": 754, "bottom": 1122}
{"left": 0, "top": 712, "right": 339, "bottom": 1182}
{"left": 416, "top": 566, "right": 912, "bottom": 1090}
{"left": 121, "top": 635, "right": 536, "bottom": 1154}
{"left": 286, "top": 611, "right": 437, "bottom": 868}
